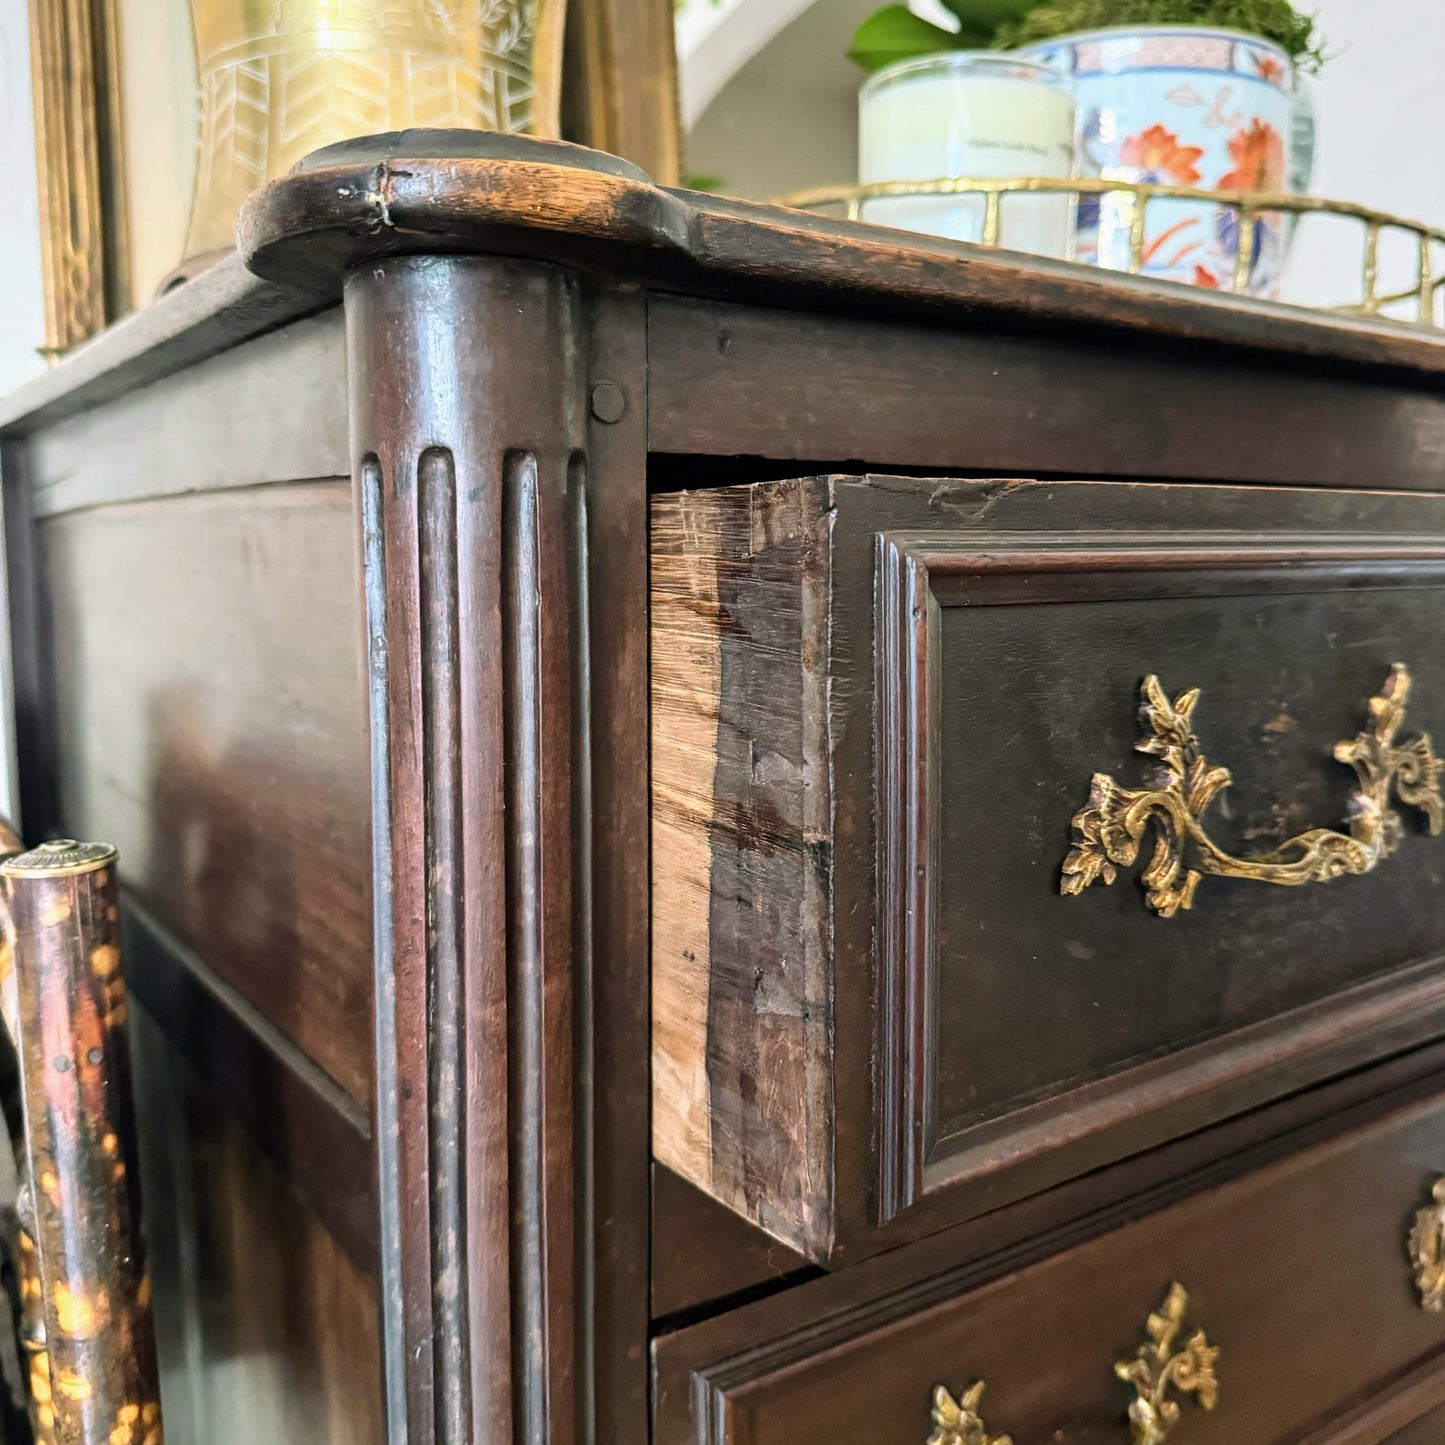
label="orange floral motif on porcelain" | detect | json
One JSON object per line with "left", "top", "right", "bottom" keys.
{"left": 1119, "top": 124, "right": 1206, "bottom": 186}
{"left": 1219, "top": 119, "right": 1287, "bottom": 192}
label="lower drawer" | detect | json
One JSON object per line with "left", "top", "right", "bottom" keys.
{"left": 655, "top": 1091, "right": 1445, "bottom": 1444}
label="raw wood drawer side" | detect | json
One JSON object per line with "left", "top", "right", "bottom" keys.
{"left": 651, "top": 479, "right": 837, "bottom": 1261}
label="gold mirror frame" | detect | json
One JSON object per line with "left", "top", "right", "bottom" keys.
{"left": 27, "top": 0, "right": 131, "bottom": 357}
{"left": 26, "top": 0, "right": 680, "bottom": 357}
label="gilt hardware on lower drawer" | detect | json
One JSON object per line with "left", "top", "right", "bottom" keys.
{"left": 926, "top": 1285, "right": 1217, "bottom": 1445}
{"left": 1409, "top": 1177, "right": 1445, "bottom": 1312}
{"left": 1062, "top": 665, "right": 1444, "bottom": 916}
{"left": 928, "top": 1382, "right": 1012, "bottom": 1445}
{"left": 1115, "top": 1284, "right": 1220, "bottom": 1445}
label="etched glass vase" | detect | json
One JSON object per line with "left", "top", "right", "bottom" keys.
{"left": 184, "top": 0, "right": 546, "bottom": 262}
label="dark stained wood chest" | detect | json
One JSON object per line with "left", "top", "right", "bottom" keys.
{"left": 4, "top": 129, "right": 1445, "bottom": 1442}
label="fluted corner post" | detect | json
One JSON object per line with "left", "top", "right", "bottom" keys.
{"left": 349, "top": 251, "right": 644, "bottom": 1445}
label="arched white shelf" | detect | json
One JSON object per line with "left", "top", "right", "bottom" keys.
{"left": 676, "top": 0, "right": 824, "bottom": 127}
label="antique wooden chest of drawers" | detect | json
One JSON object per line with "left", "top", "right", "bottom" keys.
{"left": 5, "top": 131, "right": 1445, "bottom": 1442}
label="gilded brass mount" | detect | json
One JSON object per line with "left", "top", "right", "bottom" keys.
{"left": 1410, "top": 1177, "right": 1445, "bottom": 1312}
{"left": 928, "top": 1382, "right": 1012, "bottom": 1445}
{"left": 1061, "top": 665, "right": 1443, "bottom": 917}
{"left": 928, "top": 1285, "right": 1217, "bottom": 1444}
{"left": 1113, "top": 1284, "right": 1220, "bottom": 1445}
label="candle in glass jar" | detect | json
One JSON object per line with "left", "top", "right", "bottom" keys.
{"left": 859, "top": 53, "right": 1076, "bottom": 257}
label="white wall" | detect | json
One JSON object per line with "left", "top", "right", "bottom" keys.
{"left": 688, "top": 0, "right": 1445, "bottom": 311}
{"left": 1287, "top": 0, "right": 1445, "bottom": 308}
{"left": 686, "top": 0, "right": 878, "bottom": 200}
{"left": 0, "top": 0, "right": 46, "bottom": 396}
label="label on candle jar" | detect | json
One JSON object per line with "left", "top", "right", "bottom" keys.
{"left": 860, "top": 63, "right": 1076, "bottom": 256}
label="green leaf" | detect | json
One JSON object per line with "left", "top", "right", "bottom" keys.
{"left": 848, "top": 5, "right": 959, "bottom": 71}
{"left": 937, "top": 0, "right": 1044, "bottom": 39}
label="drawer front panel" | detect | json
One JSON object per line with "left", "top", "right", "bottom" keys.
{"left": 657, "top": 1092, "right": 1445, "bottom": 1445}
{"left": 652, "top": 477, "right": 1445, "bottom": 1262}
{"left": 937, "top": 582, "right": 1444, "bottom": 1124}
{"left": 884, "top": 538, "right": 1445, "bottom": 1216}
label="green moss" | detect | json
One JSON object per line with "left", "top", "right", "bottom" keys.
{"left": 993, "top": 0, "right": 1327, "bottom": 72}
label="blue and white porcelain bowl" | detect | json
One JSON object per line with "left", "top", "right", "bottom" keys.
{"left": 1018, "top": 26, "right": 1295, "bottom": 295}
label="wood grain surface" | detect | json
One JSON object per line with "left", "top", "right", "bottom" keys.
{"left": 651, "top": 481, "right": 835, "bottom": 1260}
{"left": 123, "top": 899, "right": 376, "bottom": 1274}
{"left": 14, "top": 123, "right": 1445, "bottom": 1445}
{"left": 563, "top": 0, "right": 680, "bottom": 184}
{"left": 647, "top": 296, "right": 1445, "bottom": 491}
{"left": 26, "top": 309, "right": 347, "bottom": 519}
{"left": 651, "top": 1165, "right": 817, "bottom": 1324}
{"left": 38, "top": 482, "right": 372, "bottom": 1104}
{"left": 14, "top": 134, "right": 1445, "bottom": 450}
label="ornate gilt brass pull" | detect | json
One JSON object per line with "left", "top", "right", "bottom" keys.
{"left": 928, "top": 1382, "right": 1012, "bottom": 1445}
{"left": 926, "top": 1285, "right": 1217, "bottom": 1444}
{"left": 925, "top": 1284, "right": 1218, "bottom": 1443}
{"left": 1409, "top": 1177, "right": 1445, "bottom": 1311}
{"left": 1115, "top": 1284, "right": 1220, "bottom": 1445}
{"left": 1061, "top": 665, "right": 1443, "bottom": 917}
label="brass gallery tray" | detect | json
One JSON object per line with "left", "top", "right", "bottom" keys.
{"left": 778, "top": 176, "right": 1445, "bottom": 326}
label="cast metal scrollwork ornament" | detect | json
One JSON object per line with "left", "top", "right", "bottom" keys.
{"left": 1061, "top": 665, "right": 1443, "bottom": 917}
{"left": 1114, "top": 1284, "right": 1220, "bottom": 1445}
{"left": 1409, "top": 1177, "right": 1445, "bottom": 1312}
{"left": 927, "top": 1382, "right": 1012, "bottom": 1445}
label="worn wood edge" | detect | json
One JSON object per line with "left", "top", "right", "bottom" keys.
{"left": 650, "top": 479, "right": 836, "bottom": 1263}
{"left": 236, "top": 136, "right": 1445, "bottom": 379}
{"left": 122, "top": 893, "right": 378, "bottom": 1277}
{"left": 649, "top": 489, "right": 722, "bottom": 1213}
{"left": 681, "top": 193, "right": 1445, "bottom": 376}
{"left": 240, "top": 154, "right": 689, "bottom": 293}
{"left": 0, "top": 254, "right": 334, "bottom": 435}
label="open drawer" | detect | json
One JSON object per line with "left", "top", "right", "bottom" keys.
{"left": 651, "top": 475, "right": 1445, "bottom": 1263}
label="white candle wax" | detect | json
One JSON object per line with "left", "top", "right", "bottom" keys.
{"left": 859, "top": 57, "right": 1076, "bottom": 256}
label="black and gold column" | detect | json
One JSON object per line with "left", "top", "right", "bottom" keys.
{"left": 1, "top": 841, "right": 161, "bottom": 1445}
